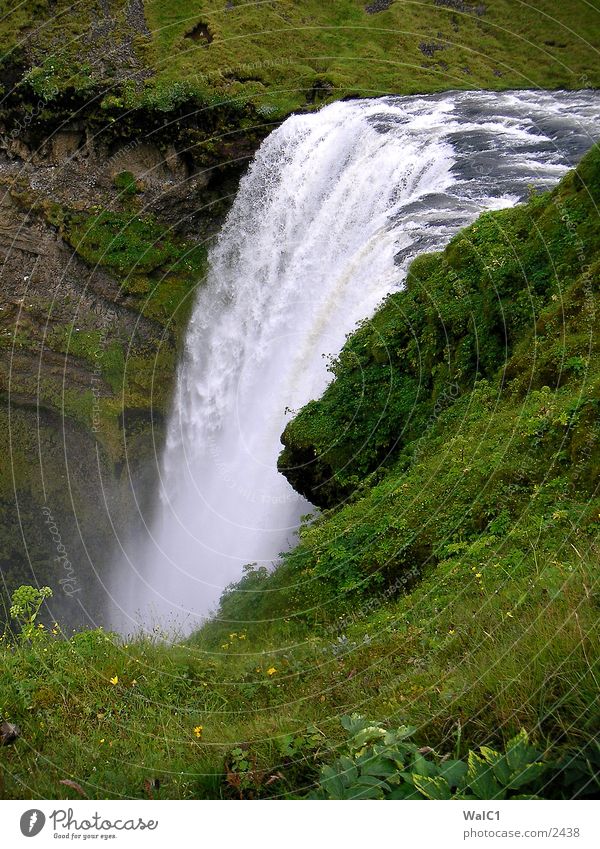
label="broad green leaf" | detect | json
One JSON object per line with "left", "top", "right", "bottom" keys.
{"left": 411, "top": 752, "right": 439, "bottom": 778}
{"left": 505, "top": 729, "right": 540, "bottom": 773}
{"left": 338, "top": 756, "right": 358, "bottom": 784}
{"left": 384, "top": 725, "right": 417, "bottom": 745}
{"left": 341, "top": 714, "right": 373, "bottom": 735}
{"left": 511, "top": 794, "right": 542, "bottom": 800}
{"left": 341, "top": 715, "right": 387, "bottom": 745}
{"left": 348, "top": 784, "right": 385, "bottom": 800}
{"left": 413, "top": 774, "right": 452, "bottom": 800}
{"left": 320, "top": 765, "right": 346, "bottom": 799}
{"left": 377, "top": 745, "right": 413, "bottom": 766}
{"left": 438, "top": 758, "right": 468, "bottom": 788}
{"left": 349, "top": 774, "right": 390, "bottom": 799}
{"left": 360, "top": 756, "right": 400, "bottom": 779}
{"left": 353, "top": 727, "right": 387, "bottom": 749}
{"left": 507, "top": 762, "right": 546, "bottom": 790}
{"left": 466, "top": 751, "right": 505, "bottom": 800}
{"left": 480, "top": 746, "right": 512, "bottom": 785}
{"left": 388, "top": 784, "right": 425, "bottom": 799}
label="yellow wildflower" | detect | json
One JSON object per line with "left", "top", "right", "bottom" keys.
{"left": 109, "top": 675, "right": 118, "bottom": 685}
{"left": 267, "top": 667, "right": 277, "bottom": 676}
{"left": 475, "top": 572, "right": 482, "bottom": 579}
{"left": 194, "top": 725, "right": 203, "bottom": 739}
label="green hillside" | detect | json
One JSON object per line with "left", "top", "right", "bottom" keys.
{"left": 0, "top": 0, "right": 598, "bottom": 613}
{"left": 1, "top": 0, "right": 599, "bottom": 117}
{"left": 1, "top": 146, "right": 598, "bottom": 800}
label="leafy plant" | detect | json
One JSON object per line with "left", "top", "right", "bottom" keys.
{"left": 224, "top": 746, "right": 282, "bottom": 799}
{"left": 9, "top": 585, "right": 53, "bottom": 644}
{"left": 315, "top": 715, "right": 549, "bottom": 800}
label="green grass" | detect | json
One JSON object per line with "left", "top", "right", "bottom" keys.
{"left": 1, "top": 2, "right": 599, "bottom": 800}
{"left": 145, "top": 0, "right": 600, "bottom": 111}
{"left": 1, "top": 1, "right": 599, "bottom": 117}
{"left": 1, "top": 148, "right": 599, "bottom": 799}
{"left": 0, "top": 524, "right": 596, "bottom": 798}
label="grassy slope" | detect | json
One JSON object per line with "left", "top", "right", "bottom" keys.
{"left": 1, "top": 1, "right": 599, "bottom": 116}
{"left": 1, "top": 148, "right": 598, "bottom": 800}
{"left": 145, "top": 0, "right": 600, "bottom": 110}
{"left": 279, "top": 146, "right": 600, "bottom": 504}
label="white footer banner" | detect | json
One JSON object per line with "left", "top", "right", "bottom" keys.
{"left": 0, "top": 800, "right": 597, "bottom": 848}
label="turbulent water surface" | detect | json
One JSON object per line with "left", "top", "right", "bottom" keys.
{"left": 111, "top": 90, "right": 600, "bottom": 633}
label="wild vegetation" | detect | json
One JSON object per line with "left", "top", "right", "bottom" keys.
{"left": 1, "top": 147, "right": 598, "bottom": 799}
{"left": 2, "top": 1, "right": 599, "bottom": 119}
{"left": 1, "top": 1, "right": 598, "bottom": 601}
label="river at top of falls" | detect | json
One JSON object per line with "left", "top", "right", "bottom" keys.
{"left": 109, "top": 89, "right": 600, "bottom": 635}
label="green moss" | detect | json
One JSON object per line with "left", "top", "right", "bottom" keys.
{"left": 45, "top": 203, "right": 208, "bottom": 336}
{"left": 112, "top": 170, "right": 140, "bottom": 196}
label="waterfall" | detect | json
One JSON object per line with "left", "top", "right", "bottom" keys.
{"left": 111, "top": 90, "right": 600, "bottom": 634}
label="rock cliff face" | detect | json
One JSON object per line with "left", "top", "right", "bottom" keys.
{"left": 0, "top": 100, "right": 268, "bottom": 624}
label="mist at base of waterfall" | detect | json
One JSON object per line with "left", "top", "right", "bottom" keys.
{"left": 106, "top": 90, "right": 600, "bottom": 636}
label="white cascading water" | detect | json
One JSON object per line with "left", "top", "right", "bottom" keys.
{"left": 112, "top": 89, "right": 600, "bottom": 634}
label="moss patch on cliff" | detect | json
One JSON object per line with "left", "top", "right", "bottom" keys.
{"left": 58, "top": 207, "right": 208, "bottom": 330}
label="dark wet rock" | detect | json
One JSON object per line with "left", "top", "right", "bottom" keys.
{"left": 365, "top": 1, "right": 393, "bottom": 13}
{"left": 419, "top": 41, "right": 446, "bottom": 58}
{"left": 185, "top": 22, "right": 213, "bottom": 45}
{"left": 434, "top": 0, "right": 486, "bottom": 14}
{"left": 0, "top": 721, "right": 21, "bottom": 746}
